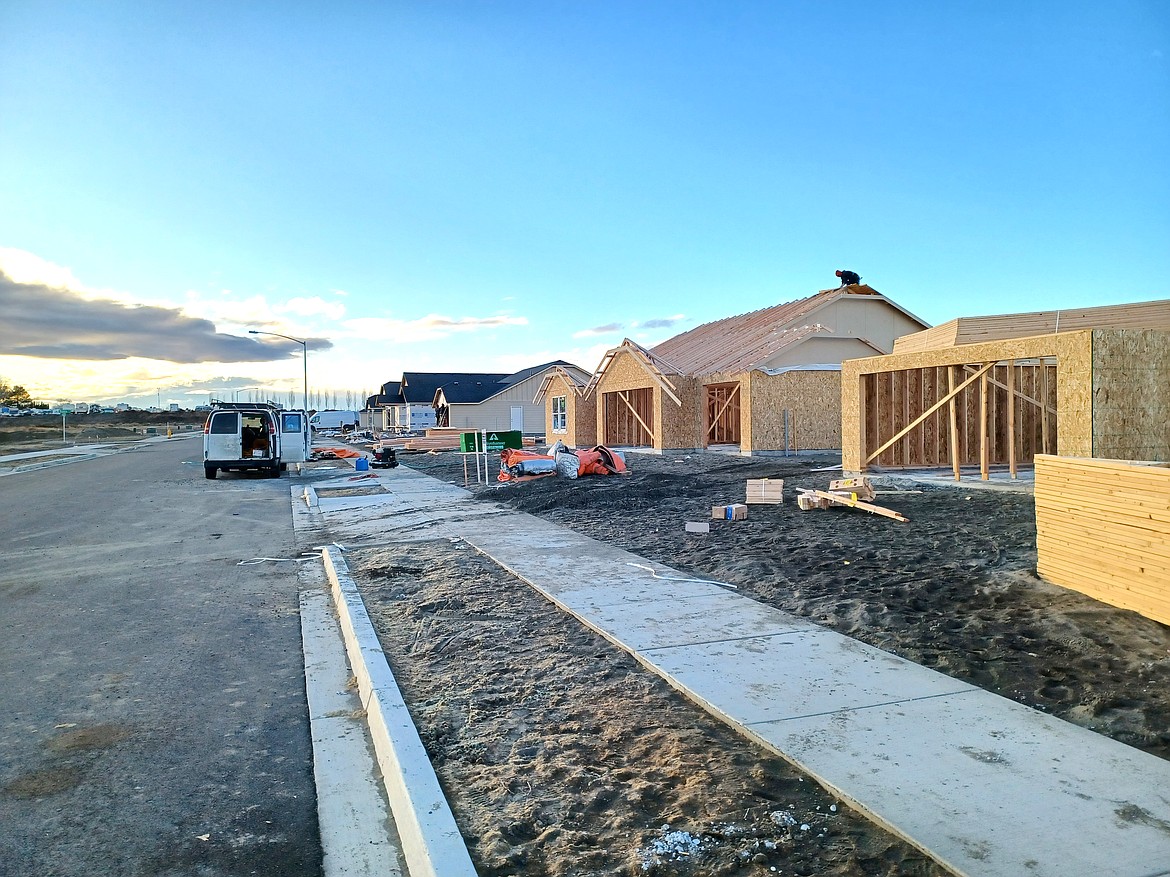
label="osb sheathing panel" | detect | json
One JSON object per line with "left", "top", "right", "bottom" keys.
{"left": 1035, "top": 454, "right": 1170, "bottom": 626}
{"left": 595, "top": 350, "right": 665, "bottom": 393}
{"left": 1091, "top": 330, "right": 1170, "bottom": 461}
{"left": 841, "top": 331, "right": 1094, "bottom": 471}
{"left": 569, "top": 388, "right": 597, "bottom": 448}
{"left": 747, "top": 371, "right": 841, "bottom": 452}
{"left": 658, "top": 375, "right": 702, "bottom": 449}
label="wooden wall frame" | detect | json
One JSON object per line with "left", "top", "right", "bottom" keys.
{"left": 705, "top": 382, "right": 741, "bottom": 445}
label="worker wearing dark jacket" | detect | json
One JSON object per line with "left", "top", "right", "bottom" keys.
{"left": 835, "top": 269, "right": 861, "bottom": 286}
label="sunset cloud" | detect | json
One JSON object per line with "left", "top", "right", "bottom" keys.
{"left": 0, "top": 272, "right": 331, "bottom": 363}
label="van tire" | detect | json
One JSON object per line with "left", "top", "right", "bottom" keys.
{"left": 204, "top": 465, "right": 217, "bottom": 480}
{"left": 268, "top": 464, "right": 281, "bottom": 478}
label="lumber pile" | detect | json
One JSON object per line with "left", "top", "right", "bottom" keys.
{"left": 1035, "top": 454, "right": 1170, "bottom": 626}
{"left": 795, "top": 476, "right": 909, "bottom": 522}
{"left": 746, "top": 478, "right": 784, "bottom": 504}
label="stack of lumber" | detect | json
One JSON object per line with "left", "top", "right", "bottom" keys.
{"left": 892, "top": 299, "right": 1170, "bottom": 354}
{"left": 746, "top": 478, "right": 784, "bottom": 504}
{"left": 1035, "top": 454, "right": 1170, "bottom": 626}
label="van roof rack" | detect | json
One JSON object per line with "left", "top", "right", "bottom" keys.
{"left": 208, "top": 400, "right": 284, "bottom": 410}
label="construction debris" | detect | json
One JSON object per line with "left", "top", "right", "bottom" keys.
{"left": 685, "top": 522, "right": 711, "bottom": 534}
{"left": 497, "top": 443, "right": 628, "bottom": 483}
{"left": 712, "top": 503, "right": 748, "bottom": 521}
{"left": 796, "top": 487, "right": 909, "bottom": 523}
{"left": 797, "top": 493, "right": 832, "bottom": 511}
{"left": 828, "top": 477, "right": 875, "bottom": 501}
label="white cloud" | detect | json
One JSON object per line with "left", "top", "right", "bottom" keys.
{"left": 0, "top": 247, "right": 83, "bottom": 289}
{"left": 283, "top": 296, "right": 347, "bottom": 320}
{"left": 343, "top": 313, "right": 529, "bottom": 343}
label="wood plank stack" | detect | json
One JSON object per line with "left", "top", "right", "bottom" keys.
{"left": 746, "top": 478, "right": 784, "bottom": 504}
{"left": 1035, "top": 454, "right": 1170, "bottom": 626}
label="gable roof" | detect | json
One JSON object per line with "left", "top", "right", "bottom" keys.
{"left": 650, "top": 284, "right": 920, "bottom": 375}
{"left": 435, "top": 378, "right": 512, "bottom": 404}
{"left": 374, "top": 381, "right": 402, "bottom": 403}
{"left": 584, "top": 339, "right": 684, "bottom": 405}
{"left": 533, "top": 364, "right": 594, "bottom": 403}
{"left": 498, "top": 360, "right": 584, "bottom": 387}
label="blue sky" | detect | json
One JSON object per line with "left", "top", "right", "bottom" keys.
{"left": 1, "top": 2, "right": 1166, "bottom": 408}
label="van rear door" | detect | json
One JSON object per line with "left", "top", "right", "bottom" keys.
{"left": 279, "top": 411, "right": 309, "bottom": 464}
{"left": 205, "top": 411, "right": 240, "bottom": 460}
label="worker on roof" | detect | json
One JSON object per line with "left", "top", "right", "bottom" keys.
{"left": 835, "top": 269, "right": 861, "bottom": 286}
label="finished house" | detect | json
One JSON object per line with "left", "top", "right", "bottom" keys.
{"left": 586, "top": 283, "right": 929, "bottom": 454}
{"left": 433, "top": 361, "right": 589, "bottom": 435}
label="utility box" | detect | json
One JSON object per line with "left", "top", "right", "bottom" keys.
{"left": 459, "top": 430, "right": 523, "bottom": 453}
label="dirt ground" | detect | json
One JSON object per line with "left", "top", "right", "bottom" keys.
{"left": 0, "top": 412, "right": 205, "bottom": 454}
{"left": 344, "top": 447, "right": 1170, "bottom": 876}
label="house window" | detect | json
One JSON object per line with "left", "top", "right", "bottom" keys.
{"left": 551, "top": 396, "right": 567, "bottom": 433}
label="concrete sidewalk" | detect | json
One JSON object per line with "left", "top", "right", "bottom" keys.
{"left": 309, "top": 465, "right": 1170, "bottom": 877}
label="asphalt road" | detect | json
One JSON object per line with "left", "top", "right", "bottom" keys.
{"left": 0, "top": 436, "right": 323, "bottom": 877}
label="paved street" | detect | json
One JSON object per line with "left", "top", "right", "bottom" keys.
{"left": 0, "top": 436, "right": 323, "bottom": 877}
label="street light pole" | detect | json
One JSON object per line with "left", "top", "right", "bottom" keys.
{"left": 249, "top": 330, "right": 308, "bottom": 412}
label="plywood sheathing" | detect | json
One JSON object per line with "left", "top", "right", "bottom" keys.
{"left": 893, "top": 298, "right": 1170, "bottom": 354}
{"left": 1035, "top": 454, "right": 1170, "bottom": 626}
{"left": 747, "top": 370, "right": 842, "bottom": 452}
{"left": 841, "top": 330, "right": 1094, "bottom": 472}
{"left": 657, "top": 375, "right": 703, "bottom": 450}
{"left": 1092, "top": 329, "right": 1170, "bottom": 461}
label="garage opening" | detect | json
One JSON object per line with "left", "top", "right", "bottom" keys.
{"left": 603, "top": 388, "right": 654, "bottom": 446}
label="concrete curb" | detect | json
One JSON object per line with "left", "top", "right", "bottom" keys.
{"left": 320, "top": 546, "right": 477, "bottom": 877}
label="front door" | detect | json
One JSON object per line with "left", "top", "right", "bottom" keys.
{"left": 510, "top": 406, "right": 523, "bottom": 432}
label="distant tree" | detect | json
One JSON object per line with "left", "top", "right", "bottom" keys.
{"left": 0, "top": 377, "right": 34, "bottom": 407}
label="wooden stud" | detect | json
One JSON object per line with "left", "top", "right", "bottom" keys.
{"left": 980, "top": 368, "right": 990, "bottom": 480}
{"left": 1041, "top": 359, "right": 1050, "bottom": 455}
{"left": 948, "top": 366, "right": 961, "bottom": 481}
{"left": 1007, "top": 360, "right": 1017, "bottom": 478}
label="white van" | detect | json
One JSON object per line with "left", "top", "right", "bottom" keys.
{"left": 277, "top": 409, "right": 310, "bottom": 466}
{"left": 203, "top": 403, "right": 308, "bottom": 479}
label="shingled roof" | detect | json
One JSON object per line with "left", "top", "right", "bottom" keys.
{"left": 650, "top": 284, "right": 890, "bottom": 376}
{"left": 400, "top": 372, "right": 509, "bottom": 404}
